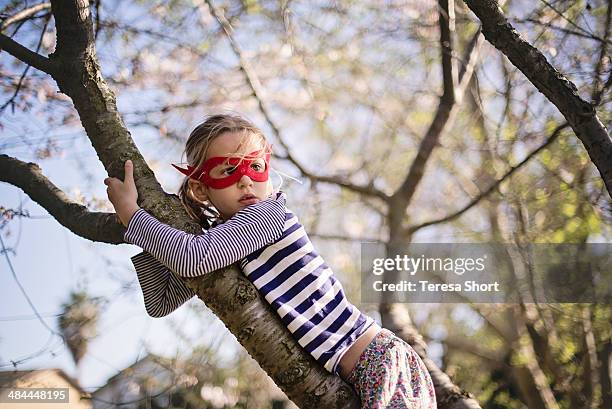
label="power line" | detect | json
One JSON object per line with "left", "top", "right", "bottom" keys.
{"left": 0, "top": 312, "right": 62, "bottom": 321}
{"left": 0, "top": 233, "right": 64, "bottom": 339}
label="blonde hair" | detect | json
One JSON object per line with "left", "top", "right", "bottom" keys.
{"left": 178, "top": 114, "right": 270, "bottom": 229}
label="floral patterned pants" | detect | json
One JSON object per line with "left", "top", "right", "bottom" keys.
{"left": 346, "top": 328, "right": 437, "bottom": 409}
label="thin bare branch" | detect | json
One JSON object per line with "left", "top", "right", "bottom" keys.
{"left": 512, "top": 18, "right": 612, "bottom": 45}
{"left": 408, "top": 123, "right": 569, "bottom": 235}
{"left": 538, "top": 0, "right": 596, "bottom": 38}
{"left": 1, "top": 14, "right": 50, "bottom": 115}
{"left": 96, "top": 20, "right": 221, "bottom": 57}
{"left": 308, "top": 232, "right": 383, "bottom": 243}
{"left": 0, "top": 3, "right": 51, "bottom": 31}
{"left": 201, "top": 0, "right": 388, "bottom": 202}
{"left": 439, "top": 335, "right": 507, "bottom": 368}
{"left": 463, "top": 0, "right": 612, "bottom": 197}
{"left": 592, "top": 1, "right": 612, "bottom": 104}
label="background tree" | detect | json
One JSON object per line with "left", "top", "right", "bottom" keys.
{"left": 1, "top": 1, "right": 610, "bottom": 408}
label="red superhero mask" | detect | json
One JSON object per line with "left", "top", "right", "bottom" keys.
{"left": 172, "top": 149, "right": 271, "bottom": 189}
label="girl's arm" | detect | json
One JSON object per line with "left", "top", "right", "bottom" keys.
{"left": 123, "top": 191, "right": 287, "bottom": 278}
{"left": 131, "top": 251, "right": 196, "bottom": 318}
{"left": 105, "top": 160, "right": 285, "bottom": 317}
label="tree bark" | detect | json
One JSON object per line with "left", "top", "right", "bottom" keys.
{"left": 600, "top": 337, "right": 612, "bottom": 409}
{"left": 1, "top": 1, "right": 359, "bottom": 407}
{"left": 515, "top": 310, "right": 561, "bottom": 409}
{"left": 463, "top": 0, "right": 612, "bottom": 198}
{"left": 0, "top": 155, "right": 124, "bottom": 244}
{"left": 582, "top": 305, "right": 601, "bottom": 409}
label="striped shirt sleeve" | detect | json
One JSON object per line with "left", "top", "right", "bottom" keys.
{"left": 124, "top": 191, "right": 287, "bottom": 278}
{"left": 130, "top": 251, "right": 195, "bottom": 317}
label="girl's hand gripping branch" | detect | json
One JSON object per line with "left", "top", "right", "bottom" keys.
{"left": 104, "top": 160, "right": 140, "bottom": 227}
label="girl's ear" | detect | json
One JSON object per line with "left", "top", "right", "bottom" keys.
{"left": 188, "top": 179, "right": 208, "bottom": 203}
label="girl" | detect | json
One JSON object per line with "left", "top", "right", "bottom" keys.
{"left": 104, "top": 114, "right": 436, "bottom": 408}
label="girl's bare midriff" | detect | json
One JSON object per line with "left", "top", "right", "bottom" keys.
{"left": 338, "top": 324, "right": 382, "bottom": 381}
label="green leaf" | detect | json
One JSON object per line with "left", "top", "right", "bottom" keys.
{"left": 561, "top": 203, "right": 576, "bottom": 217}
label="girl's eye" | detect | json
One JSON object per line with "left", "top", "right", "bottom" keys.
{"left": 222, "top": 166, "right": 237, "bottom": 175}
{"left": 251, "top": 162, "right": 264, "bottom": 172}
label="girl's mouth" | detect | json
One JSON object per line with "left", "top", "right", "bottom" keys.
{"left": 239, "top": 194, "right": 259, "bottom": 204}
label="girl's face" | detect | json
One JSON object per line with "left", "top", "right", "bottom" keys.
{"left": 188, "top": 131, "right": 273, "bottom": 220}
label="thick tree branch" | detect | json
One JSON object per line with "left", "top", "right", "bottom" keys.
{"left": 0, "top": 154, "right": 124, "bottom": 243}
{"left": 463, "top": 0, "right": 612, "bottom": 197}
{"left": 47, "top": 0, "right": 174, "bottom": 220}
{"left": 189, "top": 268, "right": 359, "bottom": 409}
{"left": 0, "top": 33, "right": 54, "bottom": 74}
{"left": 600, "top": 337, "right": 612, "bottom": 409}
{"left": 422, "top": 353, "right": 482, "bottom": 409}
{"left": 439, "top": 0, "right": 456, "bottom": 103}
{"left": 391, "top": 28, "right": 483, "bottom": 220}
{"left": 379, "top": 11, "right": 487, "bottom": 409}
{"left": 582, "top": 305, "right": 600, "bottom": 409}
{"left": 515, "top": 305, "right": 561, "bottom": 409}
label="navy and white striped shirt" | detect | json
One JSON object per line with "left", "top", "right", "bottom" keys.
{"left": 124, "top": 191, "right": 375, "bottom": 375}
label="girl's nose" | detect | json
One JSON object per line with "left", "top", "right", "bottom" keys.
{"left": 237, "top": 174, "right": 253, "bottom": 188}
